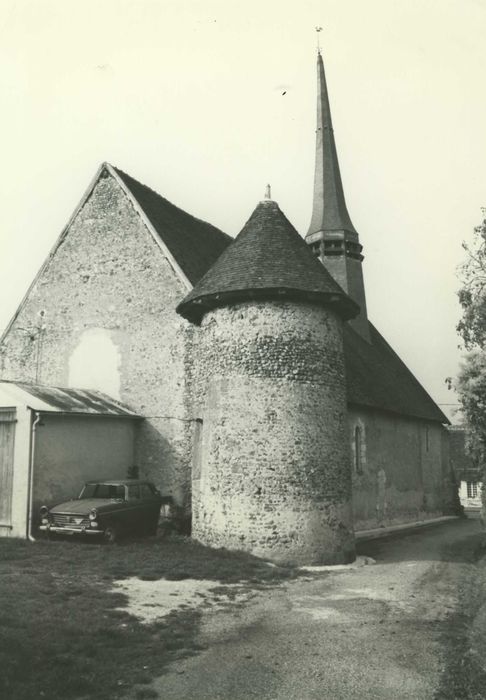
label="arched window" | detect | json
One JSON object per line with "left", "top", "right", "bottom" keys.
{"left": 354, "top": 425, "right": 363, "bottom": 475}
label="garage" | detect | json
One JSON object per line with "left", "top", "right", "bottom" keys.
{"left": 0, "top": 380, "right": 141, "bottom": 538}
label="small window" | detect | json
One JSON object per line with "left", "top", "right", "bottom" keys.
{"left": 193, "top": 418, "right": 204, "bottom": 480}
{"left": 467, "top": 481, "right": 478, "bottom": 499}
{"left": 425, "top": 425, "right": 430, "bottom": 452}
{"left": 354, "top": 426, "right": 363, "bottom": 475}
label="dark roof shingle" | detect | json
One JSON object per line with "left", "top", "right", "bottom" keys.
{"left": 344, "top": 323, "right": 449, "bottom": 423}
{"left": 176, "top": 199, "right": 359, "bottom": 323}
{"left": 113, "top": 167, "right": 231, "bottom": 285}
{"left": 112, "top": 167, "right": 446, "bottom": 424}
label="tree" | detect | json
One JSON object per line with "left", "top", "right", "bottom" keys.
{"left": 457, "top": 212, "right": 486, "bottom": 349}
{"left": 454, "top": 212, "right": 486, "bottom": 479}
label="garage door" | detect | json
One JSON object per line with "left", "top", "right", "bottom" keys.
{"left": 0, "top": 409, "right": 16, "bottom": 530}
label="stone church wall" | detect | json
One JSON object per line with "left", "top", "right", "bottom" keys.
{"left": 190, "top": 300, "right": 355, "bottom": 565}
{"left": 349, "top": 406, "right": 450, "bottom": 530}
{"left": 0, "top": 173, "right": 195, "bottom": 507}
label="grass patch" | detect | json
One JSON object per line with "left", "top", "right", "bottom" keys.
{"left": 0, "top": 534, "right": 295, "bottom": 699}
{"left": 434, "top": 534, "right": 486, "bottom": 700}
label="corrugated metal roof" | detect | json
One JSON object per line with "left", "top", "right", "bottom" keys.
{"left": 0, "top": 381, "right": 141, "bottom": 417}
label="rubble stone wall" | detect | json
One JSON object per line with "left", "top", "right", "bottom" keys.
{"left": 191, "top": 300, "right": 355, "bottom": 565}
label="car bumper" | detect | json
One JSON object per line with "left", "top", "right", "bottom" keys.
{"left": 39, "top": 525, "right": 103, "bottom": 536}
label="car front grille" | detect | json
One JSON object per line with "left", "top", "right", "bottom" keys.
{"left": 51, "top": 513, "right": 90, "bottom": 528}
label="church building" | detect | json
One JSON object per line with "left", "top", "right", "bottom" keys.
{"left": 0, "top": 52, "right": 454, "bottom": 563}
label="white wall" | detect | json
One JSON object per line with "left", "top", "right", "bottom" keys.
{"left": 68, "top": 328, "right": 122, "bottom": 399}
{"left": 3, "top": 406, "right": 32, "bottom": 538}
{"left": 459, "top": 480, "right": 482, "bottom": 510}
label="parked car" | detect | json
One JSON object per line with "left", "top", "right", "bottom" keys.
{"left": 39, "top": 479, "right": 169, "bottom": 543}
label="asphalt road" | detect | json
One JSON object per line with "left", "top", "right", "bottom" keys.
{"left": 137, "top": 518, "right": 486, "bottom": 700}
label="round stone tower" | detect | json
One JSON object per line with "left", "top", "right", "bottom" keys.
{"left": 177, "top": 194, "right": 360, "bottom": 565}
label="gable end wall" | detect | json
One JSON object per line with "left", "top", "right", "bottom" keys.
{"left": 0, "top": 173, "right": 196, "bottom": 505}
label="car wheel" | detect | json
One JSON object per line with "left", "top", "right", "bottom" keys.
{"left": 102, "top": 525, "right": 118, "bottom": 544}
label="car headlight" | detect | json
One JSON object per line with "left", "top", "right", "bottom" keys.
{"left": 40, "top": 505, "right": 49, "bottom": 517}
{"left": 41, "top": 518, "right": 49, "bottom": 525}
{"left": 89, "top": 509, "right": 98, "bottom": 521}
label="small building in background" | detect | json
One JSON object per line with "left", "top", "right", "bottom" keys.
{"left": 448, "top": 425, "right": 482, "bottom": 511}
{"left": 0, "top": 380, "right": 141, "bottom": 538}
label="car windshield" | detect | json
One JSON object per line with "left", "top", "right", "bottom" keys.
{"left": 79, "top": 484, "right": 125, "bottom": 500}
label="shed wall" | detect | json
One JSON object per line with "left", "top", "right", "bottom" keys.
{"left": 0, "top": 405, "right": 32, "bottom": 538}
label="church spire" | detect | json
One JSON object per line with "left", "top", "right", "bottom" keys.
{"left": 307, "top": 50, "right": 357, "bottom": 237}
{"left": 305, "top": 49, "right": 370, "bottom": 341}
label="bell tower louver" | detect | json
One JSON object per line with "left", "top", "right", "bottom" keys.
{"left": 305, "top": 50, "right": 370, "bottom": 341}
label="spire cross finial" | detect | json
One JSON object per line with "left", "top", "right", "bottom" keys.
{"left": 265, "top": 184, "right": 272, "bottom": 200}
{"left": 315, "top": 26, "right": 323, "bottom": 54}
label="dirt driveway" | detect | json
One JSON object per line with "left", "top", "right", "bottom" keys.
{"left": 128, "top": 518, "right": 485, "bottom": 700}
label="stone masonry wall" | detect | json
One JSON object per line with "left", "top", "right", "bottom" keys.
{"left": 0, "top": 172, "right": 195, "bottom": 506}
{"left": 191, "top": 300, "right": 355, "bottom": 565}
{"left": 349, "top": 406, "right": 451, "bottom": 530}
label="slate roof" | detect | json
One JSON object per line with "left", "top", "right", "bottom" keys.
{"left": 113, "top": 167, "right": 232, "bottom": 285}
{"left": 0, "top": 381, "right": 140, "bottom": 417}
{"left": 307, "top": 52, "right": 358, "bottom": 237}
{"left": 176, "top": 199, "right": 359, "bottom": 323}
{"left": 110, "top": 168, "right": 446, "bottom": 424}
{"left": 343, "top": 324, "right": 449, "bottom": 423}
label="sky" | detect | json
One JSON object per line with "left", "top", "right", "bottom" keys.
{"left": 1, "top": 0, "right": 485, "bottom": 421}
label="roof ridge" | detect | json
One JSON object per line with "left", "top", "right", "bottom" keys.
{"left": 111, "top": 165, "right": 233, "bottom": 242}
{"left": 110, "top": 166, "right": 233, "bottom": 287}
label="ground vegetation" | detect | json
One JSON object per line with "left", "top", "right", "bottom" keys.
{"left": 0, "top": 534, "right": 295, "bottom": 700}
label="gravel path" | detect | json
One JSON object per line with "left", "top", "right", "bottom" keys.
{"left": 129, "top": 518, "right": 484, "bottom": 700}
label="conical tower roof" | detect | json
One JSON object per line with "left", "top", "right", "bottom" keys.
{"left": 307, "top": 51, "right": 357, "bottom": 236}
{"left": 177, "top": 197, "right": 359, "bottom": 324}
